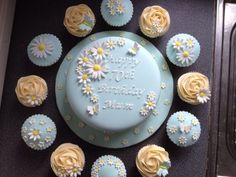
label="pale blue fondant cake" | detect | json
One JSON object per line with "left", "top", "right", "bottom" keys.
{"left": 66, "top": 36, "right": 161, "bottom": 132}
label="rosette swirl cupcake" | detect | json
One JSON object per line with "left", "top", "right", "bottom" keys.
{"left": 64, "top": 4, "right": 95, "bottom": 37}
{"left": 15, "top": 75, "right": 48, "bottom": 107}
{"left": 139, "top": 6, "right": 170, "bottom": 38}
{"left": 50, "top": 143, "right": 85, "bottom": 177}
{"left": 177, "top": 72, "right": 211, "bottom": 105}
{"left": 136, "top": 145, "right": 171, "bottom": 177}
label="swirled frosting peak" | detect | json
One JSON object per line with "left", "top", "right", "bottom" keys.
{"left": 136, "top": 145, "right": 171, "bottom": 177}
{"left": 15, "top": 75, "right": 48, "bottom": 107}
{"left": 50, "top": 143, "right": 85, "bottom": 177}
{"left": 64, "top": 4, "right": 95, "bottom": 37}
{"left": 177, "top": 72, "right": 210, "bottom": 105}
{"left": 139, "top": 6, "right": 170, "bottom": 38}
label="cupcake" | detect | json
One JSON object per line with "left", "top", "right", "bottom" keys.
{"left": 91, "top": 155, "right": 126, "bottom": 177}
{"left": 166, "top": 34, "right": 200, "bottom": 67}
{"left": 100, "top": 0, "right": 133, "bottom": 27}
{"left": 64, "top": 4, "right": 95, "bottom": 37}
{"left": 177, "top": 72, "right": 211, "bottom": 105}
{"left": 27, "top": 34, "right": 62, "bottom": 67}
{"left": 166, "top": 111, "right": 201, "bottom": 147}
{"left": 136, "top": 145, "right": 171, "bottom": 177}
{"left": 21, "top": 114, "right": 57, "bottom": 150}
{"left": 51, "top": 143, "right": 85, "bottom": 177}
{"left": 139, "top": 6, "right": 170, "bottom": 38}
{"left": 15, "top": 75, "right": 48, "bottom": 107}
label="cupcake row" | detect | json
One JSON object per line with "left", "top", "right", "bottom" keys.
{"left": 50, "top": 143, "right": 171, "bottom": 177}
{"left": 63, "top": 1, "right": 171, "bottom": 38}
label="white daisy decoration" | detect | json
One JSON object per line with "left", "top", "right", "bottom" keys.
{"left": 75, "top": 65, "right": 84, "bottom": 74}
{"left": 147, "top": 91, "right": 156, "bottom": 101}
{"left": 140, "top": 107, "right": 149, "bottom": 116}
{"left": 77, "top": 71, "right": 91, "bottom": 85}
{"left": 176, "top": 48, "right": 195, "bottom": 64}
{"left": 86, "top": 58, "right": 108, "bottom": 80}
{"left": 27, "top": 95, "right": 44, "bottom": 106}
{"left": 90, "top": 95, "right": 99, "bottom": 103}
{"left": 192, "top": 133, "right": 200, "bottom": 141}
{"left": 178, "top": 136, "right": 187, "bottom": 145}
{"left": 30, "top": 36, "right": 54, "bottom": 58}
{"left": 145, "top": 99, "right": 156, "bottom": 110}
{"left": 172, "top": 38, "right": 184, "bottom": 51}
{"left": 91, "top": 43, "right": 109, "bottom": 59}
{"left": 109, "top": 8, "right": 116, "bottom": 15}
{"left": 106, "top": 0, "right": 115, "bottom": 8}
{"left": 196, "top": 88, "right": 211, "bottom": 104}
{"left": 67, "top": 165, "right": 83, "bottom": 177}
{"left": 77, "top": 52, "right": 90, "bottom": 67}
{"left": 106, "top": 39, "right": 116, "bottom": 50}
{"left": 185, "top": 38, "right": 195, "bottom": 48}
{"left": 116, "top": 4, "right": 125, "bottom": 14}
{"left": 28, "top": 129, "right": 41, "bottom": 141}
{"left": 82, "top": 84, "right": 93, "bottom": 95}
{"left": 117, "top": 38, "right": 125, "bottom": 46}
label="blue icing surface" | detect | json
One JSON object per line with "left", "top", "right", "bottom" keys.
{"left": 66, "top": 37, "right": 161, "bottom": 132}
{"left": 166, "top": 33, "right": 200, "bottom": 67}
{"left": 166, "top": 111, "right": 201, "bottom": 147}
{"left": 21, "top": 114, "right": 57, "bottom": 150}
{"left": 27, "top": 34, "right": 62, "bottom": 67}
{"left": 101, "top": 0, "right": 133, "bottom": 27}
{"left": 91, "top": 155, "right": 126, "bottom": 177}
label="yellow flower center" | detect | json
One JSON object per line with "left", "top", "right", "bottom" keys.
{"left": 93, "top": 64, "right": 101, "bottom": 71}
{"left": 175, "top": 41, "right": 181, "bottom": 47}
{"left": 97, "top": 48, "right": 104, "bottom": 55}
{"left": 187, "top": 40, "right": 193, "bottom": 46}
{"left": 147, "top": 101, "right": 153, "bottom": 107}
{"left": 72, "top": 168, "right": 78, "bottom": 173}
{"left": 37, "top": 43, "right": 46, "bottom": 51}
{"left": 82, "top": 57, "right": 89, "bottom": 63}
{"left": 82, "top": 74, "right": 88, "bottom": 80}
{"left": 31, "top": 96, "right": 37, "bottom": 101}
{"left": 86, "top": 86, "right": 91, "bottom": 92}
{"left": 183, "top": 51, "right": 190, "bottom": 58}
{"left": 32, "top": 130, "right": 39, "bottom": 136}
{"left": 199, "top": 92, "right": 205, "bottom": 97}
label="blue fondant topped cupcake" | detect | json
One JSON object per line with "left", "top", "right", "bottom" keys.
{"left": 21, "top": 114, "right": 57, "bottom": 150}
{"left": 27, "top": 34, "right": 62, "bottom": 67}
{"left": 100, "top": 0, "right": 133, "bottom": 27}
{"left": 91, "top": 155, "right": 126, "bottom": 177}
{"left": 166, "top": 34, "right": 200, "bottom": 67}
{"left": 166, "top": 111, "right": 201, "bottom": 147}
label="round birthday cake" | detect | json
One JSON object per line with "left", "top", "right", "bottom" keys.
{"left": 66, "top": 36, "right": 161, "bottom": 132}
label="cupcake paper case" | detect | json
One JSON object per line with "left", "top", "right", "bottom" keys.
{"left": 91, "top": 155, "right": 127, "bottom": 177}
{"left": 101, "top": 0, "right": 133, "bottom": 27}
{"left": 166, "top": 111, "right": 201, "bottom": 147}
{"left": 21, "top": 114, "right": 57, "bottom": 150}
{"left": 27, "top": 34, "right": 62, "bottom": 67}
{"left": 166, "top": 33, "right": 200, "bottom": 67}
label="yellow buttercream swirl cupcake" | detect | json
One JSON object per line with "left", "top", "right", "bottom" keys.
{"left": 50, "top": 143, "right": 85, "bottom": 177}
{"left": 177, "top": 72, "right": 211, "bottom": 105}
{"left": 136, "top": 145, "right": 171, "bottom": 177}
{"left": 64, "top": 4, "right": 95, "bottom": 37}
{"left": 15, "top": 75, "right": 47, "bottom": 107}
{"left": 139, "top": 6, "right": 170, "bottom": 38}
